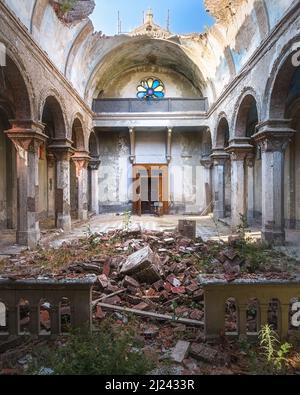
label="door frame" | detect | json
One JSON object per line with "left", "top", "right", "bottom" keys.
{"left": 132, "top": 164, "right": 169, "bottom": 216}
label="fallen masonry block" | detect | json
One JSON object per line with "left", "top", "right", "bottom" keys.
{"left": 171, "top": 340, "right": 190, "bottom": 363}
{"left": 123, "top": 275, "right": 140, "bottom": 288}
{"left": 120, "top": 246, "right": 162, "bottom": 283}
{"left": 190, "top": 343, "right": 218, "bottom": 364}
{"left": 178, "top": 220, "right": 196, "bottom": 239}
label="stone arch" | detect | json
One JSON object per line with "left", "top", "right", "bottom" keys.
{"left": 215, "top": 114, "right": 230, "bottom": 148}
{"left": 71, "top": 117, "right": 85, "bottom": 151}
{"left": 0, "top": 49, "right": 34, "bottom": 239}
{"left": 88, "top": 130, "right": 99, "bottom": 158}
{"left": 0, "top": 45, "right": 34, "bottom": 120}
{"left": 263, "top": 35, "right": 300, "bottom": 120}
{"left": 233, "top": 90, "right": 260, "bottom": 138}
{"left": 41, "top": 96, "right": 67, "bottom": 139}
{"left": 39, "top": 89, "right": 68, "bottom": 137}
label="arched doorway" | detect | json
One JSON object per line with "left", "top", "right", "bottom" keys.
{"left": 212, "top": 117, "right": 230, "bottom": 219}
{"left": 285, "top": 66, "right": 300, "bottom": 239}
{"left": 260, "top": 50, "right": 298, "bottom": 244}
{"left": 40, "top": 96, "right": 67, "bottom": 230}
{"left": 0, "top": 54, "right": 38, "bottom": 247}
{"left": 233, "top": 94, "right": 261, "bottom": 226}
{"left": 70, "top": 118, "right": 90, "bottom": 221}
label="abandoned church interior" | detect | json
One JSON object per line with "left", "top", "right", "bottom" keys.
{"left": 2, "top": 0, "right": 300, "bottom": 376}
{"left": 0, "top": 0, "right": 300, "bottom": 249}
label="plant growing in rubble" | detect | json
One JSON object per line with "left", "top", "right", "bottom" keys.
{"left": 258, "top": 324, "right": 292, "bottom": 373}
{"left": 27, "top": 319, "right": 154, "bottom": 375}
{"left": 236, "top": 213, "right": 249, "bottom": 240}
{"left": 123, "top": 210, "right": 132, "bottom": 232}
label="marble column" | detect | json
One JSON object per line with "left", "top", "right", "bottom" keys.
{"left": 88, "top": 157, "right": 101, "bottom": 215}
{"left": 253, "top": 120, "right": 295, "bottom": 244}
{"left": 72, "top": 151, "right": 91, "bottom": 221}
{"left": 49, "top": 138, "right": 74, "bottom": 231}
{"left": 5, "top": 121, "right": 47, "bottom": 247}
{"left": 200, "top": 156, "right": 213, "bottom": 215}
{"left": 226, "top": 138, "right": 254, "bottom": 229}
{"left": 211, "top": 149, "right": 230, "bottom": 219}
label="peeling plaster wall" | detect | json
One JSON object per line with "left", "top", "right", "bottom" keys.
{"left": 169, "top": 131, "right": 204, "bottom": 214}
{"left": 33, "top": 4, "right": 86, "bottom": 74}
{"left": 98, "top": 131, "right": 131, "bottom": 213}
{"left": 3, "top": 0, "right": 35, "bottom": 30}
{"left": 264, "top": 0, "right": 292, "bottom": 30}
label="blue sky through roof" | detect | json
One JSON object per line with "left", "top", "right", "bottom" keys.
{"left": 90, "top": 0, "right": 214, "bottom": 36}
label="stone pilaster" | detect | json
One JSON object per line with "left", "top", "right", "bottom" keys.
{"left": 88, "top": 157, "right": 101, "bottom": 215}
{"left": 129, "top": 128, "right": 135, "bottom": 164}
{"left": 253, "top": 119, "right": 295, "bottom": 244}
{"left": 5, "top": 120, "right": 47, "bottom": 248}
{"left": 49, "top": 138, "right": 74, "bottom": 231}
{"left": 226, "top": 138, "right": 254, "bottom": 228}
{"left": 166, "top": 128, "right": 172, "bottom": 163}
{"left": 72, "top": 151, "right": 91, "bottom": 221}
{"left": 245, "top": 155, "right": 255, "bottom": 225}
{"left": 210, "top": 148, "right": 230, "bottom": 219}
{"left": 200, "top": 156, "right": 213, "bottom": 215}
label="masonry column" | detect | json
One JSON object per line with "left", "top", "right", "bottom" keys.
{"left": 6, "top": 121, "right": 47, "bottom": 247}
{"left": 246, "top": 155, "right": 255, "bottom": 225}
{"left": 200, "top": 156, "right": 213, "bottom": 215}
{"left": 89, "top": 157, "right": 101, "bottom": 215}
{"left": 49, "top": 139, "right": 74, "bottom": 231}
{"left": 253, "top": 120, "right": 295, "bottom": 244}
{"left": 72, "top": 151, "right": 91, "bottom": 221}
{"left": 211, "top": 149, "right": 229, "bottom": 219}
{"left": 226, "top": 138, "right": 254, "bottom": 229}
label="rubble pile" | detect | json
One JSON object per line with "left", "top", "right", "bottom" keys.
{"left": 0, "top": 226, "right": 298, "bottom": 375}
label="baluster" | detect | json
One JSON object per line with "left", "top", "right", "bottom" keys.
{"left": 238, "top": 303, "right": 247, "bottom": 338}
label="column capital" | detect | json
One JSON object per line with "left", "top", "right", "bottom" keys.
{"left": 48, "top": 138, "right": 75, "bottom": 161}
{"left": 72, "top": 151, "right": 91, "bottom": 177}
{"left": 253, "top": 119, "right": 295, "bottom": 152}
{"left": 5, "top": 120, "right": 47, "bottom": 154}
{"left": 225, "top": 137, "right": 254, "bottom": 161}
{"left": 210, "top": 148, "right": 230, "bottom": 165}
{"left": 200, "top": 156, "right": 213, "bottom": 169}
{"left": 89, "top": 158, "right": 101, "bottom": 170}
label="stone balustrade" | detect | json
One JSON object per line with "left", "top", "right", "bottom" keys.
{"left": 0, "top": 276, "right": 96, "bottom": 339}
{"left": 199, "top": 275, "right": 300, "bottom": 340}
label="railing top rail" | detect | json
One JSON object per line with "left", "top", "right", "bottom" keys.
{"left": 0, "top": 275, "right": 97, "bottom": 287}
{"left": 198, "top": 275, "right": 300, "bottom": 286}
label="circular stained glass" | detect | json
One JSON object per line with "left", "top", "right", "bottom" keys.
{"left": 136, "top": 77, "right": 165, "bottom": 100}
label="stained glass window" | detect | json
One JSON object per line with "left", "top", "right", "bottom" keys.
{"left": 136, "top": 77, "right": 165, "bottom": 100}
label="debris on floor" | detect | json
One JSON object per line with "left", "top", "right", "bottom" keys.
{"left": 0, "top": 225, "right": 299, "bottom": 375}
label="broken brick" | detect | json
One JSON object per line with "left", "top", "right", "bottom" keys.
{"left": 105, "top": 295, "right": 122, "bottom": 305}
{"left": 123, "top": 275, "right": 140, "bottom": 288}
{"left": 97, "top": 274, "right": 109, "bottom": 289}
{"left": 166, "top": 274, "right": 181, "bottom": 287}
{"left": 153, "top": 279, "right": 164, "bottom": 291}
